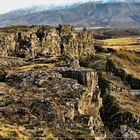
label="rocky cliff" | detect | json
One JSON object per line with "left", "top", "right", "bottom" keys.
{"left": 0, "top": 25, "right": 95, "bottom": 59}
{"left": 0, "top": 25, "right": 140, "bottom": 139}
{"left": 0, "top": 64, "right": 104, "bottom": 139}
{"left": 0, "top": 25, "right": 105, "bottom": 139}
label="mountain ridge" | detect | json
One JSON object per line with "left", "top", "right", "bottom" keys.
{"left": 0, "top": 1, "right": 140, "bottom": 28}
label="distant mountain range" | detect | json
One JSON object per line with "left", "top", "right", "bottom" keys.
{"left": 0, "top": 0, "right": 140, "bottom": 28}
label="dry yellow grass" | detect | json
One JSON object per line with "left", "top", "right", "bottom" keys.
{"left": 100, "top": 37, "right": 140, "bottom": 51}
{"left": 0, "top": 121, "right": 30, "bottom": 140}
{"left": 103, "top": 45, "right": 140, "bottom": 51}
{"left": 103, "top": 37, "right": 138, "bottom": 46}
{"left": 111, "top": 51, "right": 140, "bottom": 78}
{"left": 0, "top": 120, "right": 57, "bottom": 139}
{"left": 111, "top": 92, "right": 140, "bottom": 117}
{"left": 15, "top": 63, "right": 55, "bottom": 71}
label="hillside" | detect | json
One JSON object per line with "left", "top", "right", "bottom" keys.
{"left": 0, "top": 1, "right": 140, "bottom": 28}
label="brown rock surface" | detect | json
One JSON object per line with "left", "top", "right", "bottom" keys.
{"left": 0, "top": 25, "right": 140, "bottom": 139}
{"left": 0, "top": 25, "right": 95, "bottom": 59}
{"left": 0, "top": 25, "right": 104, "bottom": 139}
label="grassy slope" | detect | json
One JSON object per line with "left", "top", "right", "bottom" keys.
{"left": 100, "top": 37, "right": 140, "bottom": 51}
{"left": 111, "top": 51, "right": 140, "bottom": 78}
{"left": 103, "top": 37, "right": 138, "bottom": 46}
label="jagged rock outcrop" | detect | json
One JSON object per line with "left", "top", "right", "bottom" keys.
{"left": 1, "top": 25, "right": 140, "bottom": 139}
{"left": 0, "top": 25, "right": 95, "bottom": 59}
{"left": 58, "top": 67, "right": 105, "bottom": 137}
{"left": 0, "top": 32, "right": 16, "bottom": 56}
{"left": 0, "top": 53, "right": 105, "bottom": 139}
{"left": 0, "top": 25, "right": 103, "bottom": 139}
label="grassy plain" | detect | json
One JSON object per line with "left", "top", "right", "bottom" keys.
{"left": 100, "top": 37, "right": 140, "bottom": 51}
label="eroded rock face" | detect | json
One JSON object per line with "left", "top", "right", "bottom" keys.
{"left": 0, "top": 54, "right": 105, "bottom": 139}
{"left": 1, "top": 25, "right": 140, "bottom": 139}
{"left": 0, "top": 32, "right": 16, "bottom": 56}
{"left": 58, "top": 67, "right": 104, "bottom": 137}
{"left": 0, "top": 25, "right": 100, "bottom": 139}
{"left": 0, "top": 25, "right": 95, "bottom": 59}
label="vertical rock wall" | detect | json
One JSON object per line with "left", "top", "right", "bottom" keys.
{"left": 0, "top": 25, "right": 95, "bottom": 59}
{"left": 58, "top": 67, "right": 105, "bottom": 138}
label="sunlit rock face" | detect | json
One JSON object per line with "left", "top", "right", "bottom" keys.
{"left": 0, "top": 25, "right": 140, "bottom": 139}
{"left": 0, "top": 25, "right": 105, "bottom": 139}
{"left": 0, "top": 63, "right": 105, "bottom": 139}
{"left": 0, "top": 25, "right": 95, "bottom": 59}
{"left": 1, "top": 24, "right": 140, "bottom": 139}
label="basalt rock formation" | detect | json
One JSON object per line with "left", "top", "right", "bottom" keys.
{"left": 0, "top": 25, "right": 95, "bottom": 59}
{"left": 0, "top": 25, "right": 140, "bottom": 139}
{"left": 0, "top": 25, "right": 105, "bottom": 139}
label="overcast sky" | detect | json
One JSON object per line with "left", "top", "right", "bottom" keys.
{"left": 0, "top": 0, "right": 99, "bottom": 14}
